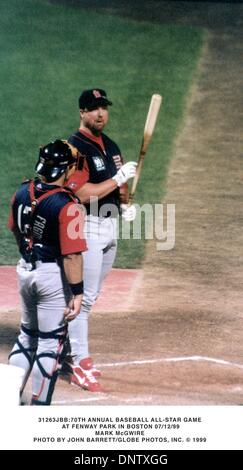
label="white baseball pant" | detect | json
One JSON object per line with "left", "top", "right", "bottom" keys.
{"left": 9, "top": 259, "right": 68, "bottom": 404}
{"left": 68, "top": 215, "right": 117, "bottom": 364}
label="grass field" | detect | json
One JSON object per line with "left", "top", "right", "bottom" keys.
{"left": 0, "top": 0, "right": 204, "bottom": 266}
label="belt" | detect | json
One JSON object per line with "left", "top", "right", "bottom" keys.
{"left": 23, "top": 258, "right": 56, "bottom": 264}
{"left": 21, "top": 258, "right": 57, "bottom": 271}
{"left": 36, "top": 259, "right": 56, "bottom": 263}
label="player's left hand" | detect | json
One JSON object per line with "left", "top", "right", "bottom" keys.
{"left": 121, "top": 203, "right": 137, "bottom": 222}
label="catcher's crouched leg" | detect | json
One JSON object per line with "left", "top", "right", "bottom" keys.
{"left": 31, "top": 325, "right": 67, "bottom": 406}
{"left": 8, "top": 324, "right": 38, "bottom": 394}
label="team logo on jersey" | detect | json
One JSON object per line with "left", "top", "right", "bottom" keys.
{"left": 92, "top": 156, "right": 106, "bottom": 171}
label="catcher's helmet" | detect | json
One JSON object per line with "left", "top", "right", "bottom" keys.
{"left": 35, "top": 140, "right": 76, "bottom": 182}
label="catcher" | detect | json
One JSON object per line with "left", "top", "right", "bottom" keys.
{"left": 8, "top": 140, "right": 87, "bottom": 405}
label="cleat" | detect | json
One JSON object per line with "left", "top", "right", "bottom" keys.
{"left": 71, "top": 357, "right": 103, "bottom": 392}
{"left": 92, "top": 367, "right": 101, "bottom": 378}
{"left": 80, "top": 357, "right": 101, "bottom": 378}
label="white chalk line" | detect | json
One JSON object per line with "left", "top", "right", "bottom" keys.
{"left": 95, "top": 355, "right": 243, "bottom": 370}
{"left": 52, "top": 395, "right": 109, "bottom": 405}
{"left": 53, "top": 395, "right": 151, "bottom": 406}
{"left": 54, "top": 355, "right": 243, "bottom": 405}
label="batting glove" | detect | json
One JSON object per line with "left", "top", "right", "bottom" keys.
{"left": 121, "top": 203, "right": 137, "bottom": 222}
{"left": 112, "top": 161, "right": 137, "bottom": 187}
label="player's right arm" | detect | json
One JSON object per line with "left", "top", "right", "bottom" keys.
{"left": 66, "top": 159, "right": 137, "bottom": 203}
{"left": 75, "top": 180, "right": 118, "bottom": 203}
{"left": 66, "top": 158, "right": 117, "bottom": 202}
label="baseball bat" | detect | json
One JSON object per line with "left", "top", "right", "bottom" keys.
{"left": 128, "top": 93, "right": 162, "bottom": 206}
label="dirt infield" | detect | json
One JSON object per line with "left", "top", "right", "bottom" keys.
{"left": 0, "top": 267, "right": 141, "bottom": 313}
{"left": 1, "top": 2, "right": 243, "bottom": 405}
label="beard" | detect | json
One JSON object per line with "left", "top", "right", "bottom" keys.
{"left": 84, "top": 118, "right": 106, "bottom": 136}
{"left": 91, "top": 122, "right": 104, "bottom": 136}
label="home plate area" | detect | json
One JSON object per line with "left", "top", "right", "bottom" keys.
{"left": 1, "top": 267, "right": 243, "bottom": 406}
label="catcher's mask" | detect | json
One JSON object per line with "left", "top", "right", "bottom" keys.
{"left": 35, "top": 139, "right": 77, "bottom": 182}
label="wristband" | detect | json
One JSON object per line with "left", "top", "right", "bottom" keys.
{"left": 69, "top": 281, "right": 84, "bottom": 296}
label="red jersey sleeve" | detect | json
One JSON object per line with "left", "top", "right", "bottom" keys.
{"left": 66, "top": 159, "right": 90, "bottom": 193}
{"left": 7, "top": 193, "right": 16, "bottom": 231}
{"left": 59, "top": 202, "right": 87, "bottom": 255}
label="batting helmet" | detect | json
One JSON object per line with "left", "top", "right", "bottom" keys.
{"left": 35, "top": 139, "right": 77, "bottom": 182}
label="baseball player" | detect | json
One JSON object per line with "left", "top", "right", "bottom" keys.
{"left": 8, "top": 140, "right": 87, "bottom": 405}
{"left": 65, "top": 88, "right": 137, "bottom": 392}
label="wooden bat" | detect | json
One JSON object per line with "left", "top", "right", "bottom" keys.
{"left": 128, "top": 93, "right": 162, "bottom": 206}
